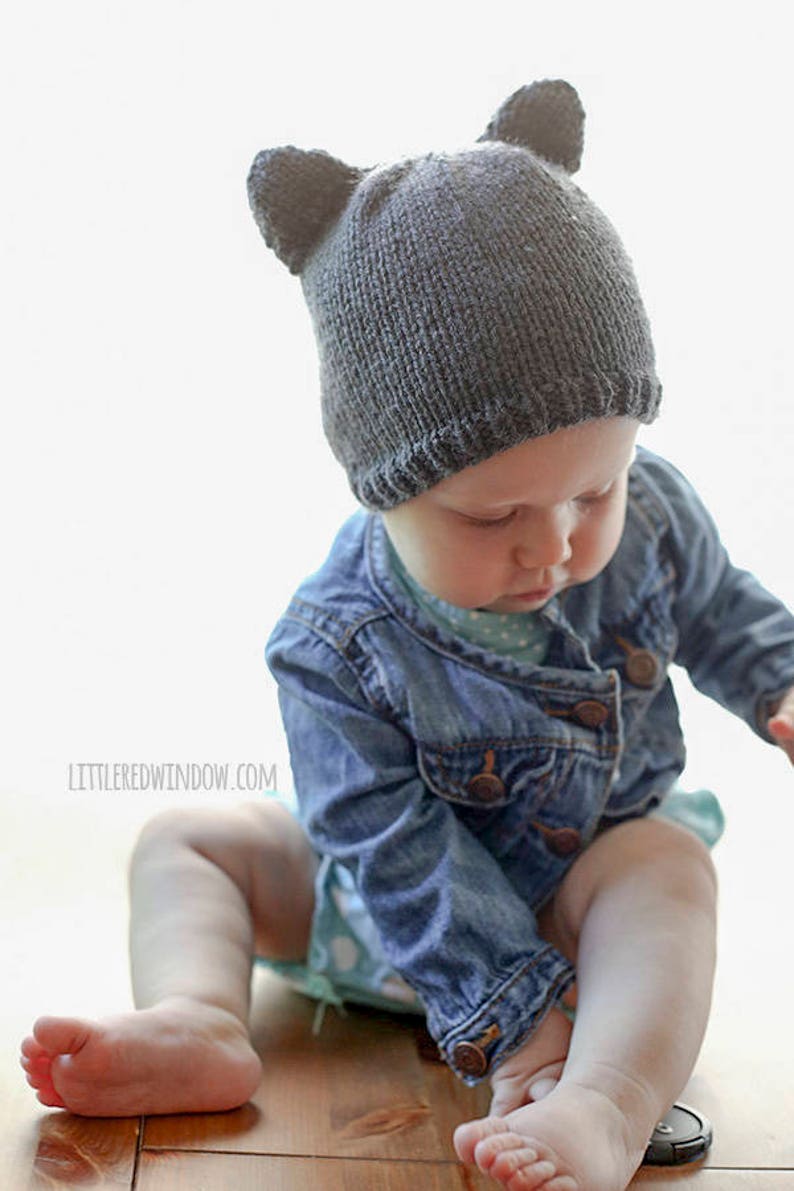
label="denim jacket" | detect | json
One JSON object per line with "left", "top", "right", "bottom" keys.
{"left": 265, "top": 447, "right": 794, "bottom": 1083}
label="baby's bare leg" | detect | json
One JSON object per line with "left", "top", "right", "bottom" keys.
{"left": 455, "top": 818, "right": 718, "bottom": 1191}
{"left": 20, "top": 800, "right": 316, "bottom": 1116}
{"left": 129, "top": 800, "right": 316, "bottom": 1015}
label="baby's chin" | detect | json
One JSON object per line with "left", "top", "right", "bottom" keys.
{"left": 479, "top": 578, "right": 582, "bottom": 614}
{"left": 428, "top": 577, "right": 578, "bottom": 613}
{"left": 481, "top": 586, "right": 561, "bottom": 613}
{"left": 480, "top": 595, "right": 554, "bottom": 614}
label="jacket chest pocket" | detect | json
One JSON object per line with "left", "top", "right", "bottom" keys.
{"left": 417, "top": 739, "right": 561, "bottom": 810}
{"left": 418, "top": 737, "right": 607, "bottom": 871}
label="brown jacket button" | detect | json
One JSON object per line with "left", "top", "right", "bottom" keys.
{"left": 546, "top": 827, "right": 582, "bottom": 857}
{"left": 467, "top": 772, "right": 505, "bottom": 801}
{"left": 452, "top": 1040, "right": 488, "bottom": 1078}
{"left": 626, "top": 650, "right": 659, "bottom": 688}
{"left": 572, "top": 699, "right": 609, "bottom": 728}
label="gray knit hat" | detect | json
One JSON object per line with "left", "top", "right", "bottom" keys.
{"left": 247, "top": 79, "right": 661, "bottom": 510}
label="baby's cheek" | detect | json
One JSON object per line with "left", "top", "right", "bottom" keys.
{"left": 575, "top": 519, "right": 623, "bottom": 580}
{"left": 447, "top": 571, "right": 500, "bottom": 609}
{"left": 411, "top": 552, "right": 491, "bottom": 608}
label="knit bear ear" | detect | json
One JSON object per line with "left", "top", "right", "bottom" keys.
{"left": 247, "top": 146, "right": 364, "bottom": 275}
{"left": 478, "top": 79, "right": 585, "bottom": 174}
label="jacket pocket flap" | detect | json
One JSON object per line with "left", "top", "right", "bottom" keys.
{"left": 417, "top": 740, "right": 557, "bottom": 807}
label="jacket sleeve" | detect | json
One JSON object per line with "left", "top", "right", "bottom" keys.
{"left": 266, "top": 617, "right": 575, "bottom": 1084}
{"left": 644, "top": 453, "right": 794, "bottom": 740}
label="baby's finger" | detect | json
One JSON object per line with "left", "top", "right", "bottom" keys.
{"left": 768, "top": 712, "right": 794, "bottom": 741}
{"left": 768, "top": 689, "right": 794, "bottom": 743}
{"left": 488, "top": 1084, "right": 526, "bottom": 1117}
{"left": 767, "top": 693, "right": 794, "bottom": 763}
{"left": 768, "top": 721, "right": 794, "bottom": 765}
{"left": 528, "top": 1074, "right": 560, "bottom": 1101}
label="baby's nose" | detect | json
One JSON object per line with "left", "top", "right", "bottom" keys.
{"left": 513, "top": 510, "right": 573, "bottom": 569}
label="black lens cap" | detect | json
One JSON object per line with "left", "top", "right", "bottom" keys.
{"left": 643, "top": 1101, "right": 713, "bottom": 1166}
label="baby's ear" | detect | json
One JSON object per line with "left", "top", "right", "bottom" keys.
{"left": 247, "top": 146, "right": 364, "bottom": 275}
{"left": 478, "top": 79, "right": 585, "bottom": 174}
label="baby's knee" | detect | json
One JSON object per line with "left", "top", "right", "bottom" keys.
{"left": 612, "top": 817, "right": 718, "bottom": 893}
{"left": 555, "top": 818, "right": 718, "bottom": 946}
{"left": 129, "top": 801, "right": 295, "bottom": 880}
{"left": 597, "top": 821, "right": 720, "bottom": 935}
{"left": 139, "top": 801, "right": 316, "bottom": 916}
{"left": 131, "top": 805, "right": 221, "bottom": 859}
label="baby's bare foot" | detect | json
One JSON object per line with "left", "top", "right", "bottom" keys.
{"left": 455, "top": 1079, "right": 652, "bottom": 1191}
{"left": 20, "top": 996, "right": 262, "bottom": 1116}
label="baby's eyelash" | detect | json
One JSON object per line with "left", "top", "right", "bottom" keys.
{"left": 466, "top": 512, "right": 516, "bottom": 529}
{"left": 577, "top": 484, "right": 614, "bottom": 506}
{"left": 463, "top": 485, "right": 615, "bottom": 528}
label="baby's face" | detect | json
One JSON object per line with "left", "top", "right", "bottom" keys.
{"left": 382, "top": 416, "right": 639, "bottom": 613}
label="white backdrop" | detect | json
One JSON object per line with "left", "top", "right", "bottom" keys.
{"left": 1, "top": 4, "right": 792, "bottom": 841}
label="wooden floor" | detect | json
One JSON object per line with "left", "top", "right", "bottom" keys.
{"left": 5, "top": 731, "right": 794, "bottom": 1190}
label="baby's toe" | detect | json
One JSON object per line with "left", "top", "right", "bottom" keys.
{"left": 492, "top": 1144, "right": 543, "bottom": 1180}
{"left": 454, "top": 1115, "right": 510, "bottom": 1163}
{"left": 21, "top": 1052, "right": 51, "bottom": 1073}
{"left": 24, "top": 1066, "right": 49, "bottom": 1089}
{"left": 33, "top": 1015, "right": 93, "bottom": 1056}
{"left": 36, "top": 1085, "right": 67, "bottom": 1108}
{"left": 24, "top": 1064, "right": 66, "bottom": 1106}
{"left": 504, "top": 1158, "right": 557, "bottom": 1190}
{"left": 21, "top": 1034, "right": 50, "bottom": 1061}
{"left": 475, "top": 1131, "right": 536, "bottom": 1172}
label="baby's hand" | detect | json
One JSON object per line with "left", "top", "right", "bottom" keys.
{"left": 487, "top": 1005, "right": 573, "bottom": 1117}
{"left": 768, "top": 686, "right": 794, "bottom": 766}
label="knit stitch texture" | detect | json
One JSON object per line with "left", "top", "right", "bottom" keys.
{"left": 248, "top": 80, "right": 661, "bottom": 509}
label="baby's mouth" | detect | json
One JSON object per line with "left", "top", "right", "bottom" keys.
{"left": 508, "top": 585, "right": 555, "bottom": 602}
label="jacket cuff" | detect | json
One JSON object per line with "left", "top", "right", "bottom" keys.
{"left": 436, "top": 945, "right": 577, "bottom": 1085}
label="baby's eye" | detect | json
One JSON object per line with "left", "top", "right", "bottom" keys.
{"left": 576, "top": 484, "right": 614, "bottom": 507}
{"left": 464, "top": 511, "right": 517, "bottom": 529}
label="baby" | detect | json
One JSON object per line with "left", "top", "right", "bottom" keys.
{"left": 21, "top": 80, "right": 794, "bottom": 1191}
